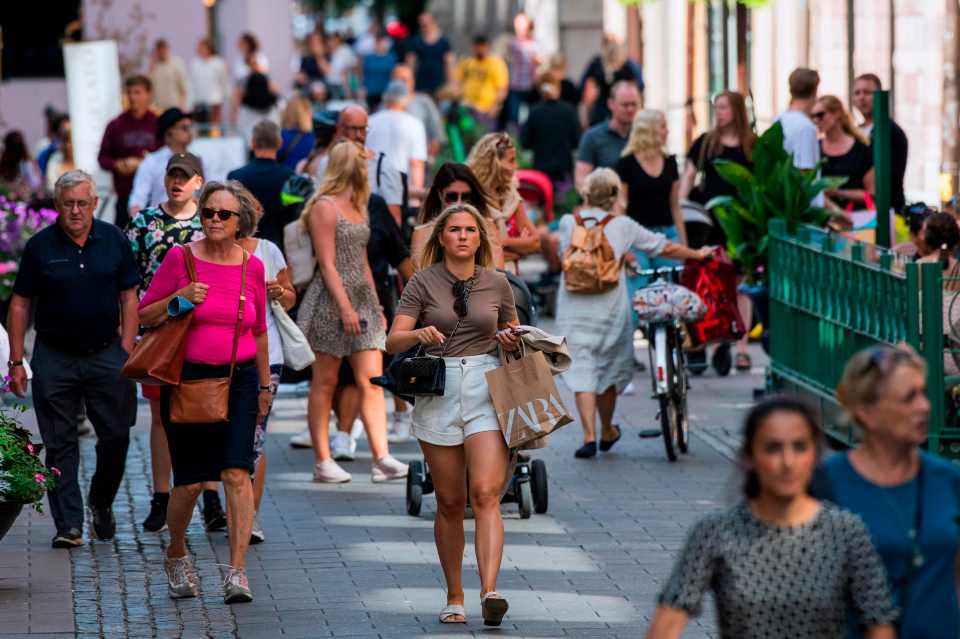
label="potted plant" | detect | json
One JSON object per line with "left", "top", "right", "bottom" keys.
{"left": 705, "top": 122, "right": 844, "bottom": 350}
{"left": 0, "top": 196, "right": 57, "bottom": 321}
{"left": 0, "top": 396, "right": 58, "bottom": 541}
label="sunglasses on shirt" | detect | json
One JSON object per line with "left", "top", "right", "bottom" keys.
{"left": 200, "top": 207, "right": 239, "bottom": 221}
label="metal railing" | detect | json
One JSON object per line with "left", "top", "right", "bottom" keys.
{"left": 767, "top": 218, "right": 960, "bottom": 457}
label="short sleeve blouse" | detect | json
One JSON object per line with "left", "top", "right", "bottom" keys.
{"left": 395, "top": 264, "right": 517, "bottom": 357}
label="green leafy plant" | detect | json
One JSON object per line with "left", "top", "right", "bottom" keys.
{"left": 705, "top": 122, "right": 846, "bottom": 284}
{"left": 0, "top": 397, "right": 58, "bottom": 511}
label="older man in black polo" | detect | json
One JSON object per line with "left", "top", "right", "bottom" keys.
{"left": 8, "top": 170, "right": 139, "bottom": 548}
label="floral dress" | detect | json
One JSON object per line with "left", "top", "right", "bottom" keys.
{"left": 125, "top": 206, "right": 204, "bottom": 296}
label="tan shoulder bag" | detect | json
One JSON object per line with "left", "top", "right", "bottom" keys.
{"left": 169, "top": 246, "right": 249, "bottom": 424}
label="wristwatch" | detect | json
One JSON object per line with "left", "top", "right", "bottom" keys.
{"left": 7, "top": 360, "right": 23, "bottom": 369}
{"left": 258, "top": 384, "right": 272, "bottom": 392}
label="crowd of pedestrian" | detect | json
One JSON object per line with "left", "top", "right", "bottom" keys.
{"left": 8, "top": 10, "right": 960, "bottom": 636}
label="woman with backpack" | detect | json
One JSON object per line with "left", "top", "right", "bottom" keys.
{"left": 557, "top": 168, "right": 712, "bottom": 459}
{"left": 231, "top": 33, "right": 279, "bottom": 144}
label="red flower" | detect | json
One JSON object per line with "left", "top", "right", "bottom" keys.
{"left": 34, "top": 473, "right": 45, "bottom": 484}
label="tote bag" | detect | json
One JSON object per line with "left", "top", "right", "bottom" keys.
{"left": 262, "top": 242, "right": 316, "bottom": 371}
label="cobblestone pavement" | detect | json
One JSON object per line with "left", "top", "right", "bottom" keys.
{"left": 1, "top": 344, "right": 767, "bottom": 638}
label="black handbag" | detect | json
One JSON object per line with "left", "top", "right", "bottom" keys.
{"left": 396, "top": 317, "right": 463, "bottom": 397}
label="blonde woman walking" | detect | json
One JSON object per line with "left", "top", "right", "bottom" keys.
{"left": 297, "top": 140, "right": 406, "bottom": 484}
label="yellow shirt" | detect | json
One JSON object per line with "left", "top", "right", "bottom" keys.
{"left": 456, "top": 55, "right": 508, "bottom": 114}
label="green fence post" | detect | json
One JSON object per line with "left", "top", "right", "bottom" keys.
{"left": 873, "top": 89, "right": 892, "bottom": 248}
{"left": 920, "top": 262, "right": 945, "bottom": 454}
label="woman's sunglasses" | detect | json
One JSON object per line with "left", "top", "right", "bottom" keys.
{"left": 452, "top": 279, "right": 470, "bottom": 318}
{"left": 443, "top": 191, "right": 469, "bottom": 205}
{"left": 810, "top": 111, "right": 826, "bottom": 121}
{"left": 201, "top": 207, "right": 238, "bottom": 221}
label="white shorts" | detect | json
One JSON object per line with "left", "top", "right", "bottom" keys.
{"left": 412, "top": 354, "right": 502, "bottom": 446}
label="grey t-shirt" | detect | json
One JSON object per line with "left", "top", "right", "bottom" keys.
{"left": 576, "top": 121, "right": 628, "bottom": 170}
{"left": 396, "top": 263, "right": 518, "bottom": 357}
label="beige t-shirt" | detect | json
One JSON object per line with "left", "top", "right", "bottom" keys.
{"left": 396, "top": 263, "right": 518, "bottom": 357}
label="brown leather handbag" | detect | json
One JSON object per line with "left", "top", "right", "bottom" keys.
{"left": 121, "top": 246, "right": 200, "bottom": 385}
{"left": 169, "top": 247, "right": 249, "bottom": 424}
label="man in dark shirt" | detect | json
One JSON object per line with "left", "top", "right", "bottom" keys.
{"left": 98, "top": 75, "right": 159, "bottom": 230}
{"left": 521, "top": 74, "right": 581, "bottom": 189}
{"left": 227, "top": 120, "right": 294, "bottom": 244}
{"left": 853, "top": 73, "right": 909, "bottom": 213}
{"left": 574, "top": 80, "right": 640, "bottom": 191}
{"left": 404, "top": 11, "right": 453, "bottom": 96}
{"left": 8, "top": 170, "right": 139, "bottom": 549}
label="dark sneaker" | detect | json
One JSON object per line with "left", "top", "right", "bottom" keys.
{"left": 51, "top": 528, "right": 84, "bottom": 549}
{"left": 143, "top": 492, "right": 169, "bottom": 532}
{"left": 223, "top": 567, "right": 253, "bottom": 604}
{"left": 164, "top": 555, "right": 199, "bottom": 599}
{"left": 202, "top": 491, "right": 227, "bottom": 532}
{"left": 88, "top": 504, "right": 116, "bottom": 540}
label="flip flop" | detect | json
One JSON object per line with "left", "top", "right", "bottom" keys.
{"left": 439, "top": 604, "right": 466, "bottom": 624}
{"left": 481, "top": 591, "right": 509, "bottom": 626}
{"left": 599, "top": 424, "right": 622, "bottom": 452}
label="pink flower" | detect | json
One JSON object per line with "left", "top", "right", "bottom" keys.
{"left": 26, "top": 443, "right": 34, "bottom": 454}
{"left": 34, "top": 473, "right": 45, "bottom": 484}
{"left": 51, "top": 467, "right": 61, "bottom": 477}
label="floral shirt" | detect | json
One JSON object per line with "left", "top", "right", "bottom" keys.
{"left": 125, "top": 205, "right": 204, "bottom": 296}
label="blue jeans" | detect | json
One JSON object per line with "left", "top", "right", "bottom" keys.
{"left": 627, "top": 225, "right": 679, "bottom": 327}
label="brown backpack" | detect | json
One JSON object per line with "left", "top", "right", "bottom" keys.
{"left": 562, "top": 212, "right": 620, "bottom": 293}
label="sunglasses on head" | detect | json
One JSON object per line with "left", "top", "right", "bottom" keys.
{"left": 200, "top": 207, "right": 238, "bottom": 221}
{"left": 861, "top": 345, "right": 914, "bottom": 376}
{"left": 443, "top": 191, "right": 469, "bottom": 205}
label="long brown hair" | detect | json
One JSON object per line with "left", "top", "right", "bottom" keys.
{"left": 420, "top": 204, "right": 494, "bottom": 269}
{"left": 816, "top": 95, "right": 869, "bottom": 145}
{"left": 466, "top": 133, "right": 515, "bottom": 207}
{"left": 698, "top": 91, "right": 756, "bottom": 167}
{"left": 418, "top": 163, "right": 492, "bottom": 225}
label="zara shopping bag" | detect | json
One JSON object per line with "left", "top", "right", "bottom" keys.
{"left": 485, "top": 347, "right": 573, "bottom": 448}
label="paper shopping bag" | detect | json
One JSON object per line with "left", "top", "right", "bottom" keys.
{"left": 485, "top": 349, "right": 574, "bottom": 448}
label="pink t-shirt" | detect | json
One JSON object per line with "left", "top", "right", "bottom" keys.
{"left": 139, "top": 245, "right": 267, "bottom": 365}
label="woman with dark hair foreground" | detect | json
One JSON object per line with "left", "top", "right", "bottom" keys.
{"left": 647, "top": 396, "right": 896, "bottom": 639}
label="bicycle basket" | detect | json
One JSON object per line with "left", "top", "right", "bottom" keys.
{"left": 633, "top": 279, "right": 706, "bottom": 323}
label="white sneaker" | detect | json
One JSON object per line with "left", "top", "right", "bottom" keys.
{"left": 387, "top": 412, "right": 412, "bottom": 443}
{"left": 330, "top": 431, "right": 357, "bottom": 462}
{"left": 313, "top": 459, "right": 351, "bottom": 483}
{"left": 371, "top": 455, "right": 408, "bottom": 482}
{"left": 350, "top": 418, "right": 365, "bottom": 440}
{"left": 288, "top": 428, "right": 313, "bottom": 449}
{"left": 622, "top": 382, "right": 636, "bottom": 396}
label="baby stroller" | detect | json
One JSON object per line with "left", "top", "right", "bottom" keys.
{"left": 678, "top": 200, "right": 733, "bottom": 376}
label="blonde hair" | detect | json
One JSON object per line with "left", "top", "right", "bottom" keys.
{"left": 817, "top": 95, "right": 869, "bottom": 145}
{"left": 622, "top": 109, "right": 665, "bottom": 157}
{"left": 466, "top": 132, "right": 515, "bottom": 204}
{"left": 581, "top": 168, "right": 620, "bottom": 211}
{"left": 836, "top": 344, "right": 927, "bottom": 419}
{"left": 420, "top": 204, "right": 494, "bottom": 268}
{"left": 301, "top": 140, "right": 369, "bottom": 225}
{"left": 282, "top": 95, "right": 313, "bottom": 132}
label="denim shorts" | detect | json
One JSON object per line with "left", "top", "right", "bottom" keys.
{"left": 412, "top": 354, "right": 502, "bottom": 446}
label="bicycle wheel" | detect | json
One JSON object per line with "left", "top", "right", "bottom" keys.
{"left": 659, "top": 394, "right": 678, "bottom": 462}
{"left": 676, "top": 391, "right": 690, "bottom": 453}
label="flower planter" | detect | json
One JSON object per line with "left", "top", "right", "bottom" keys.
{"left": 0, "top": 501, "right": 23, "bottom": 542}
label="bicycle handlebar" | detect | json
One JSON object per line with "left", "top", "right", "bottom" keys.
{"left": 635, "top": 265, "right": 687, "bottom": 277}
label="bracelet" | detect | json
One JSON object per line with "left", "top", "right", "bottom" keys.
{"left": 7, "top": 360, "right": 23, "bottom": 368}
{"left": 258, "top": 385, "right": 272, "bottom": 392}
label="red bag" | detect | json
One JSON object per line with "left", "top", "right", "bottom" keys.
{"left": 680, "top": 250, "right": 746, "bottom": 345}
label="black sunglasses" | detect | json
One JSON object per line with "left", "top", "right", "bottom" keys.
{"left": 452, "top": 279, "right": 470, "bottom": 318}
{"left": 444, "top": 191, "right": 469, "bottom": 205}
{"left": 810, "top": 111, "right": 826, "bottom": 121}
{"left": 201, "top": 207, "right": 238, "bottom": 221}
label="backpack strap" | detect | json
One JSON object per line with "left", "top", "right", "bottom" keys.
{"left": 574, "top": 212, "right": 614, "bottom": 228}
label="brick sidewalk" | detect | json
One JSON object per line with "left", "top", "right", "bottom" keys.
{"left": 1, "top": 345, "right": 766, "bottom": 638}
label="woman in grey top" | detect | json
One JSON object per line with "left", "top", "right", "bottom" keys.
{"left": 647, "top": 397, "right": 896, "bottom": 639}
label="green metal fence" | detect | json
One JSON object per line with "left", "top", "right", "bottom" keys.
{"left": 767, "top": 219, "right": 960, "bottom": 457}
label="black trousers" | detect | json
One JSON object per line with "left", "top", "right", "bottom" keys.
{"left": 31, "top": 339, "right": 136, "bottom": 533}
{"left": 114, "top": 194, "right": 131, "bottom": 230}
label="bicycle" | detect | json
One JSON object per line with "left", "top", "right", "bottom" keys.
{"left": 634, "top": 265, "right": 691, "bottom": 462}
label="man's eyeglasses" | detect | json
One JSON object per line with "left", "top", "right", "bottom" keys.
{"left": 443, "top": 191, "right": 469, "bottom": 205}
{"left": 201, "top": 207, "right": 238, "bottom": 221}
{"left": 61, "top": 199, "right": 93, "bottom": 211}
{"left": 342, "top": 125, "right": 369, "bottom": 136}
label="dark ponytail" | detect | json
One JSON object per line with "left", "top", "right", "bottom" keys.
{"left": 922, "top": 212, "right": 959, "bottom": 271}
{"left": 740, "top": 396, "right": 822, "bottom": 499}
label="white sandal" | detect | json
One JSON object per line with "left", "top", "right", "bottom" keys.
{"left": 439, "top": 603, "right": 467, "bottom": 624}
{"left": 481, "top": 591, "right": 509, "bottom": 626}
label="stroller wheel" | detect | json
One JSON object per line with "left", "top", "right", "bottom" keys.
{"left": 687, "top": 348, "right": 708, "bottom": 376}
{"left": 530, "top": 459, "right": 548, "bottom": 514}
{"left": 406, "top": 460, "right": 424, "bottom": 517}
{"left": 712, "top": 343, "right": 732, "bottom": 377}
{"left": 518, "top": 479, "right": 533, "bottom": 519}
